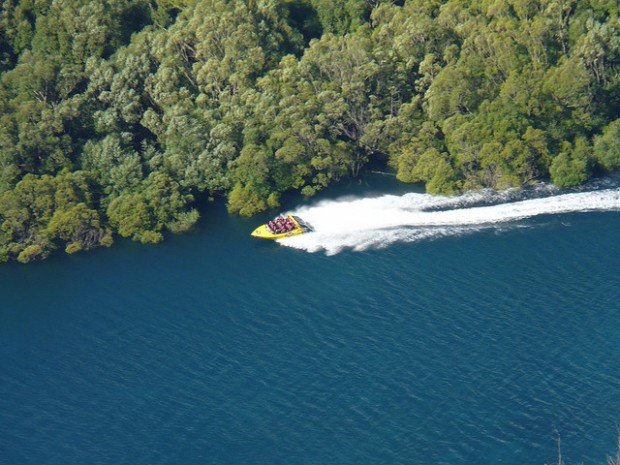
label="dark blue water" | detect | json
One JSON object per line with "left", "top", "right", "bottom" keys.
{"left": 1, "top": 176, "right": 619, "bottom": 465}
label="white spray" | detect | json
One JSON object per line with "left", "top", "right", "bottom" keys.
{"left": 278, "top": 187, "right": 620, "bottom": 254}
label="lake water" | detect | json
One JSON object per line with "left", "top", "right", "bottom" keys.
{"left": 1, "top": 175, "right": 619, "bottom": 465}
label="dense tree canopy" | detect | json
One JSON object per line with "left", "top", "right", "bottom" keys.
{"left": 0, "top": 0, "right": 618, "bottom": 262}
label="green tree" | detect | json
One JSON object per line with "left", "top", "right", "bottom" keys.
{"left": 107, "top": 193, "right": 158, "bottom": 243}
{"left": 47, "top": 203, "right": 112, "bottom": 254}
{"left": 593, "top": 118, "right": 620, "bottom": 171}
{"left": 550, "top": 139, "right": 591, "bottom": 187}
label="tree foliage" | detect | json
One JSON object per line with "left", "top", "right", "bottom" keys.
{"left": 0, "top": 0, "right": 618, "bottom": 262}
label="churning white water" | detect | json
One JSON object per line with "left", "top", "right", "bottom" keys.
{"left": 278, "top": 187, "right": 620, "bottom": 255}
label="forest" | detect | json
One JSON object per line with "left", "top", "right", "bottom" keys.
{"left": 0, "top": 0, "right": 618, "bottom": 262}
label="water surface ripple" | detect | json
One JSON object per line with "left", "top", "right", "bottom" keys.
{"left": 0, "top": 178, "right": 618, "bottom": 465}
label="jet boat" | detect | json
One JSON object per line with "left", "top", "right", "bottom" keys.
{"left": 251, "top": 215, "right": 313, "bottom": 240}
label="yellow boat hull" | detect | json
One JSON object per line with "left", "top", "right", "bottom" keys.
{"left": 251, "top": 215, "right": 307, "bottom": 240}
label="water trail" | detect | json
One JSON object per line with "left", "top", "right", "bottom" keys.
{"left": 278, "top": 187, "right": 620, "bottom": 255}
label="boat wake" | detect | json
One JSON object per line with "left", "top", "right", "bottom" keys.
{"left": 278, "top": 186, "right": 620, "bottom": 255}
